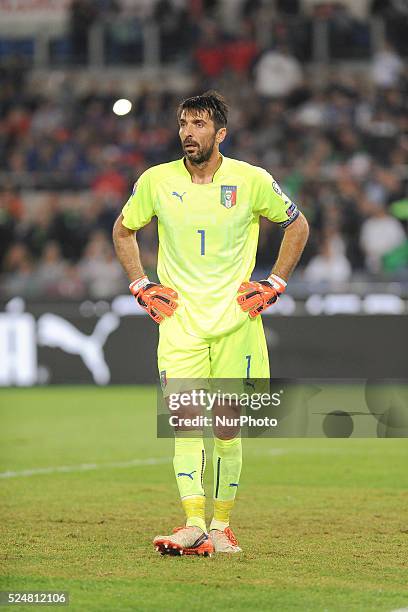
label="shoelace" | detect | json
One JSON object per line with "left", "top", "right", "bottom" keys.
{"left": 224, "top": 527, "right": 238, "bottom": 546}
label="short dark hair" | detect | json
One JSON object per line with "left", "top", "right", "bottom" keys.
{"left": 177, "top": 90, "right": 228, "bottom": 131}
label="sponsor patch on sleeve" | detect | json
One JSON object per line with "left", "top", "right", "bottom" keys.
{"left": 280, "top": 200, "right": 299, "bottom": 228}
{"left": 286, "top": 202, "right": 297, "bottom": 217}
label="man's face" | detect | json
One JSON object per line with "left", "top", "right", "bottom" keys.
{"left": 178, "top": 110, "right": 220, "bottom": 164}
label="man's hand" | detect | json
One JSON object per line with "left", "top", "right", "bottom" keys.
{"left": 237, "top": 274, "right": 286, "bottom": 318}
{"left": 129, "top": 275, "right": 178, "bottom": 324}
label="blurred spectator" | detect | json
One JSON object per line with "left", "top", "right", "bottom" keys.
{"left": 276, "top": 0, "right": 300, "bottom": 15}
{"left": 79, "top": 230, "right": 125, "bottom": 298}
{"left": 371, "top": 42, "right": 403, "bottom": 88}
{"left": 254, "top": 45, "right": 303, "bottom": 98}
{"left": 326, "top": 3, "right": 369, "bottom": 60}
{"left": 224, "top": 21, "right": 259, "bottom": 75}
{"left": 69, "top": 0, "right": 98, "bottom": 65}
{"left": 52, "top": 197, "right": 92, "bottom": 261}
{"left": 241, "top": 0, "right": 260, "bottom": 17}
{"left": 295, "top": 90, "right": 327, "bottom": 127}
{"left": 22, "top": 205, "right": 54, "bottom": 258}
{"left": 154, "top": 0, "right": 192, "bottom": 63}
{"left": 360, "top": 202, "right": 406, "bottom": 273}
{"left": 304, "top": 230, "right": 352, "bottom": 283}
{"left": 3, "top": 243, "right": 30, "bottom": 275}
{"left": 36, "top": 242, "right": 67, "bottom": 297}
{"left": 194, "top": 20, "right": 225, "bottom": 80}
{"left": 2, "top": 243, "right": 37, "bottom": 297}
{"left": 371, "top": 0, "right": 408, "bottom": 56}
{"left": 92, "top": 148, "right": 128, "bottom": 198}
{"left": 31, "top": 101, "right": 65, "bottom": 136}
{"left": 105, "top": 7, "right": 143, "bottom": 65}
{"left": 0, "top": 188, "right": 22, "bottom": 264}
{"left": 57, "top": 263, "right": 86, "bottom": 298}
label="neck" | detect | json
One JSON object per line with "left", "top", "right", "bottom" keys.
{"left": 185, "top": 150, "right": 222, "bottom": 184}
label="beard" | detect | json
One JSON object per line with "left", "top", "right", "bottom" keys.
{"left": 183, "top": 134, "right": 216, "bottom": 164}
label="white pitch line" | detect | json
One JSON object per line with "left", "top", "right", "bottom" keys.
{"left": 0, "top": 457, "right": 171, "bottom": 479}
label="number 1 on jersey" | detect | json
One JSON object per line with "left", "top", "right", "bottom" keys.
{"left": 197, "top": 229, "right": 205, "bottom": 255}
{"left": 245, "top": 354, "right": 251, "bottom": 378}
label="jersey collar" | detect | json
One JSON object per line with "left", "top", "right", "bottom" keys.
{"left": 179, "top": 154, "right": 227, "bottom": 183}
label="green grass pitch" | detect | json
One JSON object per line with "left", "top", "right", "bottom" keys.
{"left": 0, "top": 387, "right": 407, "bottom": 612}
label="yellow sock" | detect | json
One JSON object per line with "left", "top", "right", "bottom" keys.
{"left": 182, "top": 495, "right": 206, "bottom": 532}
{"left": 173, "top": 437, "right": 207, "bottom": 532}
{"left": 210, "top": 499, "right": 234, "bottom": 531}
{"left": 210, "top": 436, "right": 241, "bottom": 531}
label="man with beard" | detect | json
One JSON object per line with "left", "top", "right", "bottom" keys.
{"left": 113, "top": 91, "right": 309, "bottom": 556}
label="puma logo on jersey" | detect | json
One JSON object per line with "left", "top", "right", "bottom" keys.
{"left": 177, "top": 470, "right": 196, "bottom": 480}
{"left": 172, "top": 191, "right": 186, "bottom": 203}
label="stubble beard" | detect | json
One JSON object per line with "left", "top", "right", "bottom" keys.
{"left": 183, "top": 135, "right": 216, "bottom": 165}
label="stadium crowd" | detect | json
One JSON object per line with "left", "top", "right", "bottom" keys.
{"left": 0, "top": 0, "right": 407, "bottom": 299}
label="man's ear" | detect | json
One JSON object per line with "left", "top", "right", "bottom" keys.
{"left": 216, "top": 127, "right": 227, "bottom": 144}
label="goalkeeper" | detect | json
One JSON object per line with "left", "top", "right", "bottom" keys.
{"left": 113, "top": 91, "right": 309, "bottom": 557}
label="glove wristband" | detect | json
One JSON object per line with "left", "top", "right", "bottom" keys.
{"left": 267, "top": 274, "right": 287, "bottom": 293}
{"left": 129, "top": 275, "right": 149, "bottom": 296}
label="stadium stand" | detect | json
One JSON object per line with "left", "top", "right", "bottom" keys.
{"left": 0, "top": 0, "right": 407, "bottom": 299}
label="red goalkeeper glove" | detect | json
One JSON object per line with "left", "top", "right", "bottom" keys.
{"left": 237, "top": 274, "right": 286, "bottom": 318}
{"left": 129, "top": 275, "right": 178, "bottom": 324}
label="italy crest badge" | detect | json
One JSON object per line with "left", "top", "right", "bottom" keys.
{"left": 220, "top": 185, "right": 237, "bottom": 209}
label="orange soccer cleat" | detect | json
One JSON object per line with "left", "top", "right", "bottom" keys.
{"left": 153, "top": 526, "right": 214, "bottom": 557}
{"left": 209, "top": 526, "right": 242, "bottom": 553}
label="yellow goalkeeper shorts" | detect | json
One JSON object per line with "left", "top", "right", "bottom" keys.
{"left": 157, "top": 313, "right": 270, "bottom": 387}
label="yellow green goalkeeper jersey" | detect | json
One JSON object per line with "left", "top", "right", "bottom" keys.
{"left": 121, "top": 155, "right": 300, "bottom": 338}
